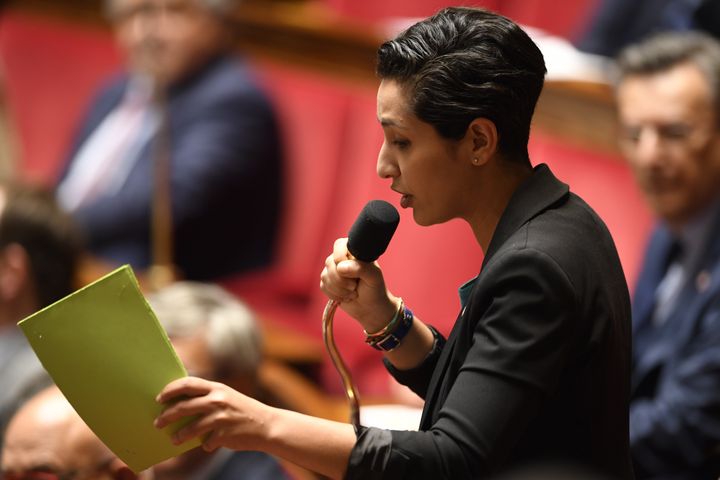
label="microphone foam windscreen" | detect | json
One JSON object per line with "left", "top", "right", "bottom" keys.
{"left": 347, "top": 200, "right": 400, "bottom": 262}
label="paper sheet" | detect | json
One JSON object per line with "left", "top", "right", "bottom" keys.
{"left": 18, "top": 265, "right": 201, "bottom": 472}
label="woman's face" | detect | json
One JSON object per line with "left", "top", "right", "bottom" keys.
{"left": 376, "top": 80, "right": 477, "bottom": 226}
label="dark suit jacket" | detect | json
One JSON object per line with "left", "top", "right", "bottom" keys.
{"left": 576, "top": 0, "right": 719, "bottom": 57}
{"left": 61, "top": 54, "right": 282, "bottom": 280}
{"left": 347, "top": 164, "right": 634, "bottom": 479}
{"left": 209, "top": 450, "right": 290, "bottom": 480}
{"left": 630, "top": 209, "right": 720, "bottom": 479}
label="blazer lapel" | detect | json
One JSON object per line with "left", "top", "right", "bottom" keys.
{"left": 482, "top": 164, "right": 569, "bottom": 270}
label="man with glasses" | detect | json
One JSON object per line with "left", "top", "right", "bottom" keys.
{"left": 615, "top": 32, "right": 720, "bottom": 479}
{"left": 1, "top": 386, "right": 149, "bottom": 480}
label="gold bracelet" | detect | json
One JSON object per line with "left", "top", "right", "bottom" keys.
{"left": 364, "top": 298, "right": 404, "bottom": 339}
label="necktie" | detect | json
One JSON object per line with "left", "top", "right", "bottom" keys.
{"left": 653, "top": 239, "right": 685, "bottom": 327}
{"left": 58, "top": 85, "right": 155, "bottom": 211}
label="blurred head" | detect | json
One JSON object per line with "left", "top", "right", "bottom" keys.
{"left": 615, "top": 32, "right": 720, "bottom": 230}
{"left": 375, "top": 8, "right": 545, "bottom": 226}
{"left": 0, "top": 180, "right": 82, "bottom": 324}
{"left": 148, "top": 281, "right": 262, "bottom": 388}
{"left": 105, "top": 0, "right": 238, "bottom": 85}
{"left": 147, "top": 282, "right": 262, "bottom": 479}
{"left": 1, "top": 386, "right": 143, "bottom": 480}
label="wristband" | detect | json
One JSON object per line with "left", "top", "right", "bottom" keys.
{"left": 365, "top": 303, "right": 414, "bottom": 352}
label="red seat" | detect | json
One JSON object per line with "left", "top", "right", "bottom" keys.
{"left": 219, "top": 63, "right": 352, "bottom": 337}
{"left": 0, "top": 11, "right": 121, "bottom": 183}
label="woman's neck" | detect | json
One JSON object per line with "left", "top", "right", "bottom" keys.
{"left": 467, "top": 159, "right": 532, "bottom": 252}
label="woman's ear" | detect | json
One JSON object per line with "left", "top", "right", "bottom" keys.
{"left": 467, "top": 118, "right": 498, "bottom": 166}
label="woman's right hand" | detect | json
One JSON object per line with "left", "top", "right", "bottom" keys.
{"left": 320, "top": 237, "right": 401, "bottom": 333}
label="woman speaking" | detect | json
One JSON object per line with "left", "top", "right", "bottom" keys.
{"left": 154, "top": 7, "right": 634, "bottom": 479}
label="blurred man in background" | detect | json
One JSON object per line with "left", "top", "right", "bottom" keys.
{"left": 148, "top": 281, "right": 289, "bottom": 479}
{"left": 615, "top": 31, "right": 720, "bottom": 479}
{"left": 0, "top": 179, "right": 82, "bottom": 453}
{"left": 1, "top": 386, "right": 149, "bottom": 480}
{"left": 58, "top": 0, "right": 282, "bottom": 281}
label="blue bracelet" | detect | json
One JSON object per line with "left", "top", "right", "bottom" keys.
{"left": 367, "top": 306, "right": 414, "bottom": 352}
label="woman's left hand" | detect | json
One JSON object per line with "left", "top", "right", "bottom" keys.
{"left": 154, "top": 376, "right": 272, "bottom": 452}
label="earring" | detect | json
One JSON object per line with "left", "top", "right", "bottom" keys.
{"left": 472, "top": 157, "right": 480, "bottom": 165}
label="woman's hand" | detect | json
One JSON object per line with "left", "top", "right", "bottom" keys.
{"left": 320, "top": 237, "right": 400, "bottom": 332}
{"left": 154, "top": 376, "right": 272, "bottom": 452}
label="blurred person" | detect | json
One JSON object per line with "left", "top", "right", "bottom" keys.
{"left": 148, "top": 281, "right": 289, "bottom": 480}
{"left": 0, "top": 179, "right": 82, "bottom": 453}
{"left": 576, "top": 0, "right": 720, "bottom": 58}
{"left": 615, "top": 32, "right": 720, "bottom": 479}
{"left": 153, "top": 8, "right": 633, "bottom": 479}
{"left": 57, "top": 0, "right": 282, "bottom": 281}
{"left": 1, "top": 385, "right": 149, "bottom": 480}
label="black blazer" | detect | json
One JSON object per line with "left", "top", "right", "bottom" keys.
{"left": 347, "top": 164, "right": 634, "bottom": 479}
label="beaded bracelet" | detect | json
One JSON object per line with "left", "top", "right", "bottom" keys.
{"left": 364, "top": 299, "right": 414, "bottom": 352}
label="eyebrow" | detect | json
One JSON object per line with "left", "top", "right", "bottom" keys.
{"left": 378, "top": 117, "right": 407, "bottom": 128}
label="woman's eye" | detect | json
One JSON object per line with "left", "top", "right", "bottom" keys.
{"left": 393, "top": 140, "right": 410, "bottom": 149}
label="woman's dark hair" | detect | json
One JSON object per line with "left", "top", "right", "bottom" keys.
{"left": 377, "top": 7, "right": 546, "bottom": 162}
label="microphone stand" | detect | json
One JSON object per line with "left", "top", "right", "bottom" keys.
{"left": 322, "top": 299, "right": 361, "bottom": 430}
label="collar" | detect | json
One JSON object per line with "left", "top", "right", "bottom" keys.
{"left": 459, "top": 164, "right": 568, "bottom": 307}
{"left": 481, "top": 163, "right": 569, "bottom": 270}
{"left": 458, "top": 277, "right": 477, "bottom": 308}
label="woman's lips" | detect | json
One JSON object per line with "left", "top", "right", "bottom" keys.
{"left": 400, "top": 194, "right": 411, "bottom": 208}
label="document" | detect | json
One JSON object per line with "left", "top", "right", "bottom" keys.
{"left": 18, "top": 265, "right": 201, "bottom": 472}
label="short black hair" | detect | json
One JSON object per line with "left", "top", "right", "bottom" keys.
{"left": 616, "top": 31, "right": 720, "bottom": 121}
{"left": 0, "top": 181, "right": 83, "bottom": 308}
{"left": 376, "top": 7, "right": 547, "bottom": 162}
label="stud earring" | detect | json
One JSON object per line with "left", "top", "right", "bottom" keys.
{"left": 472, "top": 157, "right": 480, "bottom": 165}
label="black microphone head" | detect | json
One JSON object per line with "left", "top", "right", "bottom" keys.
{"left": 347, "top": 200, "right": 400, "bottom": 262}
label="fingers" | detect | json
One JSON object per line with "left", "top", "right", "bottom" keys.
{"left": 320, "top": 238, "right": 360, "bottom": 302}
{"left": 169, "top": 408, "right": 221, "bottom": 445}
{"left": 155, "top": 394, "right": 213, "bottom": 430}
{"left": 156, "top": 376, "right": 215, "bottom": 404}
{"left": 320, "top": 253, "right": 360, "bottom": 301}
{"left": 332, "top": 237, "right": 350, "bottom": 263}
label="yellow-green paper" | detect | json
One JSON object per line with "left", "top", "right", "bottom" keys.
{"left": 18, "top": 265, "right": 201, "bottom": 472}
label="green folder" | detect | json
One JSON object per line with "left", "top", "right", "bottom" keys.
{"left": 18, "top": 265, "right": 201, "bottom": 472}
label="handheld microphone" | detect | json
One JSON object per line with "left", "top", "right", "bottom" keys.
{"left": 323, "top": 200, "right": 400, "bottom": 429}
{"left": 347, "top": 200, "right": 400, "bottom": 262}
